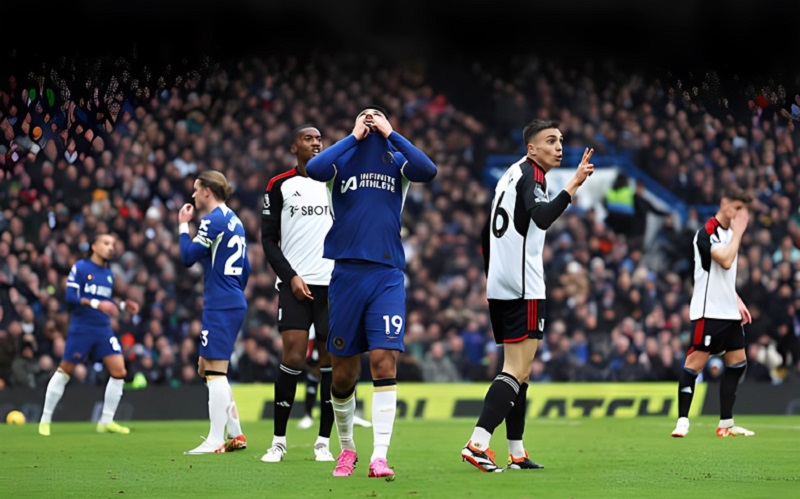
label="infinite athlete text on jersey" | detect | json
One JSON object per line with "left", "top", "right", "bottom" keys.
{"left": 341, "top": 173, "right": 396, "bottom": 193}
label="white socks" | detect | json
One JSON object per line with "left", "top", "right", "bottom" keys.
{"left": 40, "top": 369, "right": 70, "bottom": 424}
{"left": 469, "top": 427, "right": 492, "bottom": 450}
{"left": 371, "top": 388, "right": 397, "bottom": 461}
{"left": 508, "top": 439, "right": 525, "bottom": 459}
{"left": 207, "top": 376, "right": 230, "bottom": 446}
{"left": 99, "top": 377, "right": 124, "bottom": 425}
{"left": 227, "top": 395, "right": 243, "bottom": 438}
{"left": 332, "top": 392, "right": 356, "bottom": 451}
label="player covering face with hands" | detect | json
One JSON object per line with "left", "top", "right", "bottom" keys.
{"left": 306, "top": 105, "right": 437, "bottom": 479}
{"left": 671, "top": 187, "right": 755, "bottom": 439}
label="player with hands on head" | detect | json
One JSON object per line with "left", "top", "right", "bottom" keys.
{"left": 306, "top": 105, "right": 437, "bottom": 479}
{"left": 463, "top": 119, "right": 593, "bottom": 472}
{"left": 180, "top": 170, "right": 251, "bottom": 455}
{"left": 39, "top": 232, "right": 140, "bottom": 436}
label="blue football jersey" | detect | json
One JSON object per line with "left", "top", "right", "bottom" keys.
{"left": 65, "top": 259, "right": 116, "bottom": 329}
{"left": 306, "top": 131, "right": 437, "bottom": 269}
{"left": 180, "top": 204, "right": 250, "bottom": 310}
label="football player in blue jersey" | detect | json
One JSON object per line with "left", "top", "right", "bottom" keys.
{"left": 38, "top": 232, "right": 140, "bottom": 436}
{"left": 306, "top": 105, "right": 437, "bottom": 479}
{"left": 179, "top": 170, "right": 251, "bottom": 455}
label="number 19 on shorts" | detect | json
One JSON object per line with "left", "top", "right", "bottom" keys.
{"left": 383, "top": 315, "right": 403, "bottom": 335}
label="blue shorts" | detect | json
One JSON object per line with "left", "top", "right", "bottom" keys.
{"left": 327, "top": 260, "right": 406, "bottom": 357}
{"left": 63, "top": 326, "right": 122, "bottom": 363}
{"left": 200, "top": 308, "right": 246, "bottom": 361}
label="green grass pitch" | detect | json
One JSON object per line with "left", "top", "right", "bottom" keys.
{"left": 2, "top": 416, "right": 798, "bottom": 498}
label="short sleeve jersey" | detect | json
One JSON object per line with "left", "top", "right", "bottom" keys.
{"left": 690, "top": 217, "right": 740, "bottom": 320}
{"left": 193, "top": 205, "right": 250, "bottom": 310}
{"left": 66, "top": 259, "right": 115, "bottom": 329}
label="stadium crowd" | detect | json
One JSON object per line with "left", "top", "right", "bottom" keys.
{"left": 1, "top": 50, "right": 799, "bottom": 393}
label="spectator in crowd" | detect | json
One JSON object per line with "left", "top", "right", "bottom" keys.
{"left": 421, "top": 340, "right": 461, "bottom": 382}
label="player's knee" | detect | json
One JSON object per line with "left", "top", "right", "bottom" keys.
{"left": 369, "top": 354, "right": 396, "bottom": 378}
{"left": 502, "top": 364, "right": 529, "bottom": 383}
{"left": 110, "top": 368, "right": 127, "bottom": 379}
{"left": 332, "top": 370, "right": 358, "bottom": 392}
{"left": 282, "top": 350, "right": 306, "bottom": 370}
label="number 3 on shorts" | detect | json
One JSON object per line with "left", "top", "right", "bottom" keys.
{"left": 201, "top": 330, "right": 209, "bottom": 346}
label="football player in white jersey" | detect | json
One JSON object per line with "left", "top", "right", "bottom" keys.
{"left": 260, "top": 125, "right": 336, "bottom": 463}
{"left": 671, "top": 187, "right": 754, "bottom": 438}
{"left": 462, "top": 119, "right": 593, "bottom": 472}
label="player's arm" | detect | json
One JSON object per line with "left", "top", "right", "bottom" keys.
{"left": 66, "top": 263, "right": 120, "bottom": 317}
{"left": 519, "top": 170, "right": 571, "bottom": 231}
{"left": 524, "top": 147, "right": 594, "bottom": 230}
{"left": 480, "top": 215, "right": 490, "bottom": 277}
{"left": 111, "top": 277, "right": 140, "bottom": 315}
{"left": 737, "top": 294, "right": 752, "bottom": 325}
{"left": 242, "top": 253, "right": 252, "bottom": 288}
{"left": 709, "top": 234, "right": 741, "bottom": 270}
{"left": 179, "top": 208, "right": 219, "bottom": 266}
{"left": 710, "top": 210, "right": 749, "bottom": 270}
{"left": 65, "top": 263, "right": 83, "bottom": 310}
{"left": 260, "top": 186, "right": 297, "bottom": 284}
{"left": 388, "top": 132, "right": 438, "bottom": 182}
{"left": 306, "top": 136, "right": 358, "bottom": 182}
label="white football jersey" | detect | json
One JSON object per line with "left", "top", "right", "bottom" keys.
{"left": 262, "top": 169, "right": 333, "bottom": 288}
{"left": 689, "top": 217, "right": 741, "bottom": 320}
{"left": 486, "top": 156, "right": 549, "bottom": 300}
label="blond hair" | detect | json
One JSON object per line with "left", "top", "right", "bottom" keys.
{"left": 197, "top": 170, "right": 233, "bottom": 201}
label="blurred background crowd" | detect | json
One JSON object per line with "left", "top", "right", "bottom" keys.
{"left": 1, "top": 44, "right": 799, "bottom": 393}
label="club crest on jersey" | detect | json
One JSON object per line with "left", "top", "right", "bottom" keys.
{"left": 534, "top": 184, "right": 549, "bottom": 203}
{"left": 87, "top": 274, "right": 93, "bottom": 281}
{"left": 107, "top": 276, "right": 113, "bottom": 283}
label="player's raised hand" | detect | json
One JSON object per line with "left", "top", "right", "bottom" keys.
{"left": 352, "top": 114, "right": 371, "bottom": 141}
{"left": 574, "top": 147, "right": 594, "bottom": 184}
{"left": 730, "top": 208, "right": 750, "bottom": 234}
{"left": 178, "top": 203, "right": 195, "bottom": 224}
{"left": 370, "top": 113, "right": 393, "bottom": 138}
{"left": 123, "top": 300, "right": 140, "bottom": 315}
